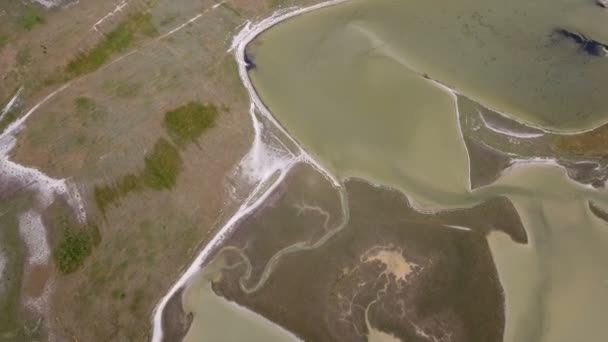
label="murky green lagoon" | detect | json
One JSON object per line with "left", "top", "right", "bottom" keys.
{"left": 181, "top": 0, "right": 608, "bottom": 341}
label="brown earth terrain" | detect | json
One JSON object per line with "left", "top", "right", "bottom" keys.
{"left": 205, "top": 163, "right": 526, "bottom": 342}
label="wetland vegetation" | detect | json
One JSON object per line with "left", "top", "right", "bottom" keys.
{"left": 142, "top": 138, "right": 183, "bottom": 190}
{"left": 54, "top": 222, "right": 100, "bottom": 274}
{"left": 94, "top": 137, "right": 183, "bottom": 213}
{"left": 164, "top": 102, "right": 218, "bottom": 147}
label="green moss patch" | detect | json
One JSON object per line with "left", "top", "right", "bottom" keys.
{"left": 142, "top": 138, "right": 183, "bottom": 190}
{"left": 54, "top": 220, "right": 100, "bottom": 274}
{"left": 164, "top": 102, "right": 218, "bottom": 146}
{"left": 92, "top": 101, "right": 218, "bottom": 213}
{"left": 66, "top": 13, "right": 157, "bottom": 77}
{"left": 17, "top": 6, "right": 45, "bottom": 31}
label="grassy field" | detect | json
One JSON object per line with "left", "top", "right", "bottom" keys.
{"left": 94, "top": 137, "right": 184, "bottom": 213}
{"left": 94, "top": 101, "right": 217, "bottom": 213}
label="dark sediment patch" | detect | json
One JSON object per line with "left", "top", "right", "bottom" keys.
{"left": 161, "top": 287, "right": 192, "bottom": 342}
{"left": 210, "top": 177, "right": 526, "bottom": 342}
{"left": 554, "top": 28, "right": 608, "bottom": 57}
{"left": 558, "top": 160, "right": 608, "bottom": 188}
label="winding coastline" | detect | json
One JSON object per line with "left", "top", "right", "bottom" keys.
{"left": 149, "top": 1, "right": 350, "bottom": 341}
{"left": 150, "top": 0, "right": 608, "bottom": 341}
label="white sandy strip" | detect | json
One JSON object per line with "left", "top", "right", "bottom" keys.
{"left": 212, "top": 0, "right": 227, "bottom": 9}
{"left": 92, "top": 0, "right": 129, "bottom": 32}
{"left": 0, "top": 87, "right": 24, "bottom": 120}
{"left": 150, "top": 2, "right": 350, "bottom": 341}
{"left": 476, "top": 109, "right": 544, "bottom": 139}
{"left": 442, "top": 224, "right": 472, "bottom": 232}
{"left": 228, "top": 3, "right": 348, "bottom": 187}
{"left": 18, "top": 210, "right": 50, "bottom": 266}
{"left": 428, "top": 80, "right": 473, "bottom": 193}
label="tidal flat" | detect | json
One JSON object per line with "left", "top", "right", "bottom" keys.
{"left": 178, "top": 0, "right": 608, "bottom": 341}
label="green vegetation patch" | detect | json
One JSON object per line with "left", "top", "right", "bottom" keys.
{"left": 94, "top": 139, "right": 182, "bottom": 213}
{"left": 17, "top": 6, "right": 45, "bottom": 31}
{"left": 93, "top": 101, "right": 218, "bottom": 213}
{"left": 74, "top": 96, "right": 96, "bottom": 111}
{"left": 164, "top": 102, "right": 218, "bottom": 146}
{"left": 95, "top": 174, "right": 142, "bottom": 214}
{"left": 142, "top": 138, "right": 183, "bottom": 190}
{"left": 66, "top": 13, "right": 157, "bottom": 77}
{"left": 54, "top": 221, "right": 100, "bottom": 274}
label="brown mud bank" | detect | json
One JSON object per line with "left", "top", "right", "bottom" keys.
{"left": 183, "top": 159, "right": 526, "bottom": 341}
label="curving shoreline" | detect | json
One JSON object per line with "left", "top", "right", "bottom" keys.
{"left": 149, "top": 0, "right": 608, "bottom": 340}
{"left": 149, "top": 2, "right": 351, "bottom": 341}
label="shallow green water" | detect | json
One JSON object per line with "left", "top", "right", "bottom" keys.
{"left": 253, "top": 0, "right": 608, "bottom": 132}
